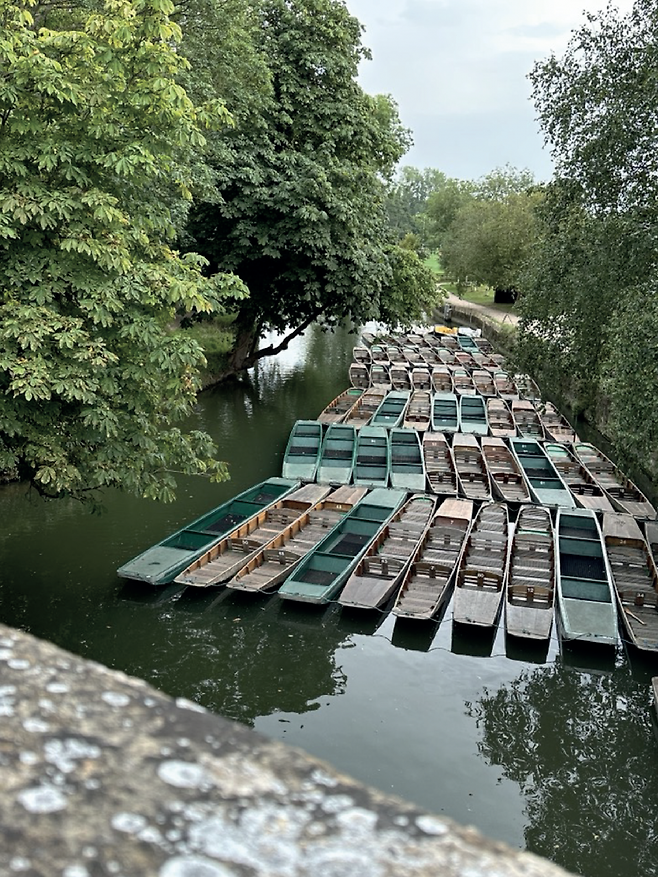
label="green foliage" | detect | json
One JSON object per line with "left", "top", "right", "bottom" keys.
{"left": 377, "top": 246, "right": 443, "bottom": 329}
{"left": 0, "top": 0, "right": 247, "bottom": 501}
{"left": 422, "top": 176, "right": 474, "bottom": 250}
{"left": 384, "top": 166, "right": 448, "bottom": 243}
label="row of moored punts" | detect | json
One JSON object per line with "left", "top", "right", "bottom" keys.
{"left": 117, "top": 328, "right": 658, "bottom": 654}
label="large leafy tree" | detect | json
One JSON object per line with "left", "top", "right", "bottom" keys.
{"left": 186, "top": 0, "right": 438, "bottom": 376}
{"left": 0, "top": 0, "right": 247, "bottom": 501}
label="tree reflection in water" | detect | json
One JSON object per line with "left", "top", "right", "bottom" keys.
{"left": 467, "top": 661, "right": 658, "bottom": 877}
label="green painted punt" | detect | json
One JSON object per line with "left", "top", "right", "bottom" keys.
{"left": 370, "top": 391, "right": 410, "bottom": 429}
{"left": 278, "top": 487, "right": 407, "bottom": 604}
{"left": 116, "top": 477, "right": 299, "bottom": 586}
{"left": 389, "top": 428, "right": 426, "bottom": 492}
{"left": 431, "top": 393, "right": 459, "bottom": 433}
{"left": 281, "top": 420, "right": 324, "bottom": 482}
{"left": 353, "top": 425, "right": 390, "bottom": 488}
{"left": 459, "top": 395, "right": 488, "bottom": 436}
{"left": 509, "top": 438, "right": 576, "bottom": 509}
{"left": 316, "top": 423, "right": 357, "bottom": 485}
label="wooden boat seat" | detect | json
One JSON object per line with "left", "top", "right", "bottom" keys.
{"left": 509, "top": 583, "right": 552, "bottom": 603}
{"left": 460, "top": 569, "right": 503, "bottom": 589}
{"left": 362, "top": 556, "right": 406, "bottom": 577}
{"left": 617, "top": 589, "right": 658, "bottom": 608}
{"left": 228, "top": 537, "right": 264, "bottom": 553}
{"left": 262, "top": 548, "right": 303, "bottom": 564}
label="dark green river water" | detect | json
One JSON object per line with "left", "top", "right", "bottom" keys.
{"left": 1, "top": 322, "right": 658, "bottom": 877}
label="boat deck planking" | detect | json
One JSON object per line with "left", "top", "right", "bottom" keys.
{"left": 505, "top": 505, "right": 555, "bottom": 640}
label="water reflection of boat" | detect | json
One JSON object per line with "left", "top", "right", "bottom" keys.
{"left": 450, "top": 620, "right": 497, "bottom": 658}
{"left": 391, "top": 615, "right": 442, "bottom": 652}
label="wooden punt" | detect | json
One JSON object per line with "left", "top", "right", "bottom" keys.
{"left": 390, "top": 362, "right": 412, "bottom": 391}
{"left": 437, "top": 348, "right": 457, "bottom": 365}
{"left": 339, "top": 494, "right": 436, "bottom": 610}
{"left": 387, "top": 345, "right": 404, "bottom": 363}
{"left": 317, "top": 423, "right": 357, "bottom": 485}
{"left": 454, "top": 351, "right": 476, "bottom": 369}
{"left": 281, "top": 420, "right": 323, "bottom": 481}
{"left": 543, "top": 443, "right": 615, "bottom": 513}
{"left": 459, "top": 395, "right": 488, "bottom": 436}
{"left": 411, "top": 366, "right": 432, "bottom": 391}
{"left": 349, "top": 361, "right": 370, "bottom": 389}
{"left": 572, "top": 443, "right": 657, "bottom": 521}
{"left": 474, "top": 337, "right": 494, "bottom": 354}
{"left": 353, "top": 345, "right": 370, "bottom": 364}
{"left": 431, "top": 365, "right": 453, "bottom": 393}
{"left": 419, "top": 347, "right": 440, "bottom": 366}
{"left": 370, "top": 344, "right": 389, "bottom": 365}
{"left": 174, "top": 483, "right": 332, "bottom": 588}
{"left": 370, "top": 363, "right": 392, "bottom": 391}
{"left": 511, "top": 399, "right": 545, "bottom": 439}
{"left": 402, "top": 345, "right": 422, "bottom": 365}
{"left": 227, "top": 485, "right": 369, "bottom": 593}
{"left": 452, "top": 433, "right": 492, "bottom": 502}
{"left": 481, "top": 437, "right": 531, "bottom": 504}
{"left": 514, "top": 373, "right": 542, "bottom": 402}
{"left": 452, "top": 502, "right": 510, "bottom": 628}
{"left": 278, "top": 487, "right": 407, "bottom": 604}
{"left": 555, "top": 508, "right": 619, "bottom": 646}
{"left": 117, "top": 477, "right": 300, "bottom": 586}
{"left": 317, "top": 387, "right": 363, "bottom": 425}
{"left": 353, "top": 425, "right": 390, "bottom": 488}
{"left": 389, "top": 428, "right": 426, "bottom": 491}
{"left": 451, "top": 366, "right": 476, "bottom": 396}
{"left": 431, "top": 393, "right": 459, "bottom": 433}
{"left": 509, "top": 438, "right": 576, "bottom": 509}
{"left": 486, "top": 397, "right": 516, "bottom": 438}
{"left": 602, "top": 512, "right": 658, "bottom": 651}
{"left": 505, "top": 505, "right": 555, "bottom": 641}
{"left": 392, "top": 498, "right": 474, "bottom": 620}
{"left": 423, "top": 432, "right": 458, "bottom": 496}
{"left": 360, "top": 331, "right": 375, "bottom": 346}
{"left": 403, "top": 390, "right": 432, "bottom": 432}
{"left": 493, "top": 371, "right": 519, "bottom": 402}
{"left": 472, "top": 352, "right": 498, "bottom": 371}
{"left": 440, "top": 334, "right": 460, "bottom": 350}
{"left": 370, "top": 390, "right": 410, "bottom": 429}
{"left": 343, "top": 388, "right": 386, "bottom": 430}
{"left": 538, "top": 402, "right": 578, "bottom": 443}
{"left": 472, "top": 369, "right": 496, "bottom": 396}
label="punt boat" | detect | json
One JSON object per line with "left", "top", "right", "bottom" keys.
{"left": 459, "top": 395, "right": 488, "bottom": 436}
{"left": 543, "top": 443, "right": 615, "bottom": 513}
{"left": 390, "top": 362, "right": 412, "bottom": 391}
{"left": 174, "top": 483, "right": 331, "bottom": 588}
{"left": 352, "top": 345, "right": 370, "bottom": 364}
{"left": 370, "top": 390, "right": 410, "bottom": 429}
{"left": 392, "top": 498, "right": 474, "bottom": 620}
{"left": 431, "top": 393, "right": 459, "bottom": 433}
{"left": 514, "top": 374, "right": 541, "bottom": 402}
{"left": 509, "top": 438, "right": 576, "bottom": 508}
{"left": 602, "top": 512, "right": 658, "bottom": 651}
{"left": 353, "top": 426, "right": 390, "bottom": 488}
{"left": 422, "top": 432, "right": 458, "bottom": 496}
{"left": 278, "top": 487, "right": 407, "bottom": 604}
{"left": 538, "top": 402, "right": 578, "bottom": 443}
{"left": 572, "top": 443, "right": 657, "bottom": 521}
{"left": 472, "top": 369, "right": 496, "bottom": 396}
{"left": 403, "top": 390, "right": 432, "bottom": 432}
{"left": 437, "top": 348, "right": 457, "bottom": 366}
{"left": 431, "top": 365, "right": 453, "bottom": 393}
{"left": 457, "top": 333, "right": 480, "bottom": 353}
{"left": 116, "top": 477, "right": 299, "bottom": 586}
{"left": 370, "top": 344, "right": 389, "bottom": 365}
{"left": 505, "top": 505, "right": 555, "bottom": 641}
{"left": 481, "top": 437, "right": 531, "bottom": 504}
{"left": 339, "top": 494, "right": 436, "bottom": 610}
{"left": 343, "top": 388, "right": 387, "bottom": 430}
{"left": 454, "top": 351, "right": 477, "bottom": 369}
{"left": 511, "top": 400, "right": 545, "bottom": 439}
{"left": 486, "top": 398, "right": 516, "bottom": 438}
{"left": 452, "top": 433, "right": 492, "bottom": 502}
{"left": 389, "top": 428, "right": 426, "bottom": 491}
{"left": 317, "top": 388, "right": 363, "bottom": 425}
{"left": 493, "top": 371, "right": 519, "bottom": 402}
{"left": 411, "top": 367, "right": 432, "bottom": 391}
{"left": 452, "top": 502, "right": 510, "bottom": 628}
{"left": 281, "top": 420, "right": 323, "bottom": 481}
{"left": 451, "top": 366, "right": 476, "bottom": 395}
{"left": 387, "top": 345, "right": 404, "bottom": 363}
{"left": 555, "top": 508, "right": 619, "bottom": 646}
{"left": 316, "top": 424, "right": 357, "bottom": 485}
{"left": 370, "top": 363, "right": 392, "bottom": 392}
{"left": 349, "top": 361, "right": 370, "bottom": 389}
{"left": 226, "top": 485, "right": 368, "bottom": 594}
{"left": 474, "top": 337, "right": 494, "bottom": 354}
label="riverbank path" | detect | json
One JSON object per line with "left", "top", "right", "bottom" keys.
{"left": 442, "top": 290, "right": 520, "bottom": 328}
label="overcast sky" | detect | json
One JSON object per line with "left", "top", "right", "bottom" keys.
{"left": 346, "top": 0, "right": 634, "bottom": 182}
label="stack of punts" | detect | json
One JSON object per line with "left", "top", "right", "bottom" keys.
{"left": 452, "top": 433, "right": 492, "bottom": 502}
{"left": 505, "top": 505, "right": 555, "bottom": 641}
{"left": 117, "top": 477, "right": 300, "bottom": 586}
{"left": 339, "top": 494, "right": 436, "bottom": 610}
{"left": 431, "top": 393, "right": 459, "bottom": 433}
{"left": 538, "top": 402, "right": 578, "bottom": 443}
{"left": 509, "top": 439, "right": 576, "bottom": 509}
{"left": 343, "top": 388, "right": 387, "bottom": 430}
{"left": 486, "top": 398, "right": 516, "bottom": 438}
{"left": 390, "top": 362, "right": 412, "bottom": 391}
{"left": 431, "top": 365, "right": 453, "bottom": 393}
{"left": 353, "top": 345, "right": 370, "bottom": 364}
{"left": 389, "top": 428, "right": 426, "bottom": 492}
{"left": 452, "top": 502, "right": 510, "bottom": 628}
{"left": 278, "top": 487, "right": 407, "bottom": 604}
{"left": 493, "top": 371, "right": 519, "bottom": 402}
{"left": 392, "top": 498, "right": 474, "bottom": 619}
{"left": 459, "top": 395, "right": 488, "bottom": 436}
{"left": 174, "top": 484, "right": 331, "bottom": 588}
{"left": 423, "top": 432, "right": 458, "bottom": 496}
{"left": 349, "top": 361, "right": 369, "bottom": 389}
{"left": 370, "top": 363, "right": 392, "bottom": 391}
{"left": 317, "top": 388, "right": 363, "bottom": 425}
{"left": 481, "top": 437, "right": 531, "bottom": 504}
{"left": 514, "top": 373, "right": 541, "bottom": 402}
{"left": 511, "top": 400, "right": 545, "bottom": 439}
{"left": 353, "top": 426, "right": 390, "bottom": 488}
{"left": 317, "top": 424, "right": 357, "bottom": 485}
{"left": 227, "top": 485, "right": 368, "bottom": 594}
{"left": 555, "top": 508, "right": 619, "bottom": 646}
{"left": 404, "top": 390, "right": 432, "bottom": 432}
{"left": 370, "top": 390, "right": 410, "bottom": 429}
{"left": 281, "top": 420, "right": 323, "bottom": 481}
{"left": 472, "top": 369, "right": 496, "bottom": 396}
{"left": 411, "top": 367, "right": 432, "bottom": 391}
{"left": 543, "top": 443, "right": 615, "bottom": 513}
{"left": 451, "top": 366, "right": 476, "bottom": 395}
{"left": 602, "top": 512, "right": 658, "bottom": 651}
{"left": 572, "top": 443, "right": 657, "bottom": 520}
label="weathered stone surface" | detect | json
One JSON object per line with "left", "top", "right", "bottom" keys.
{"left": 0, "top": 623, "right": 572, "bottom": 876}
